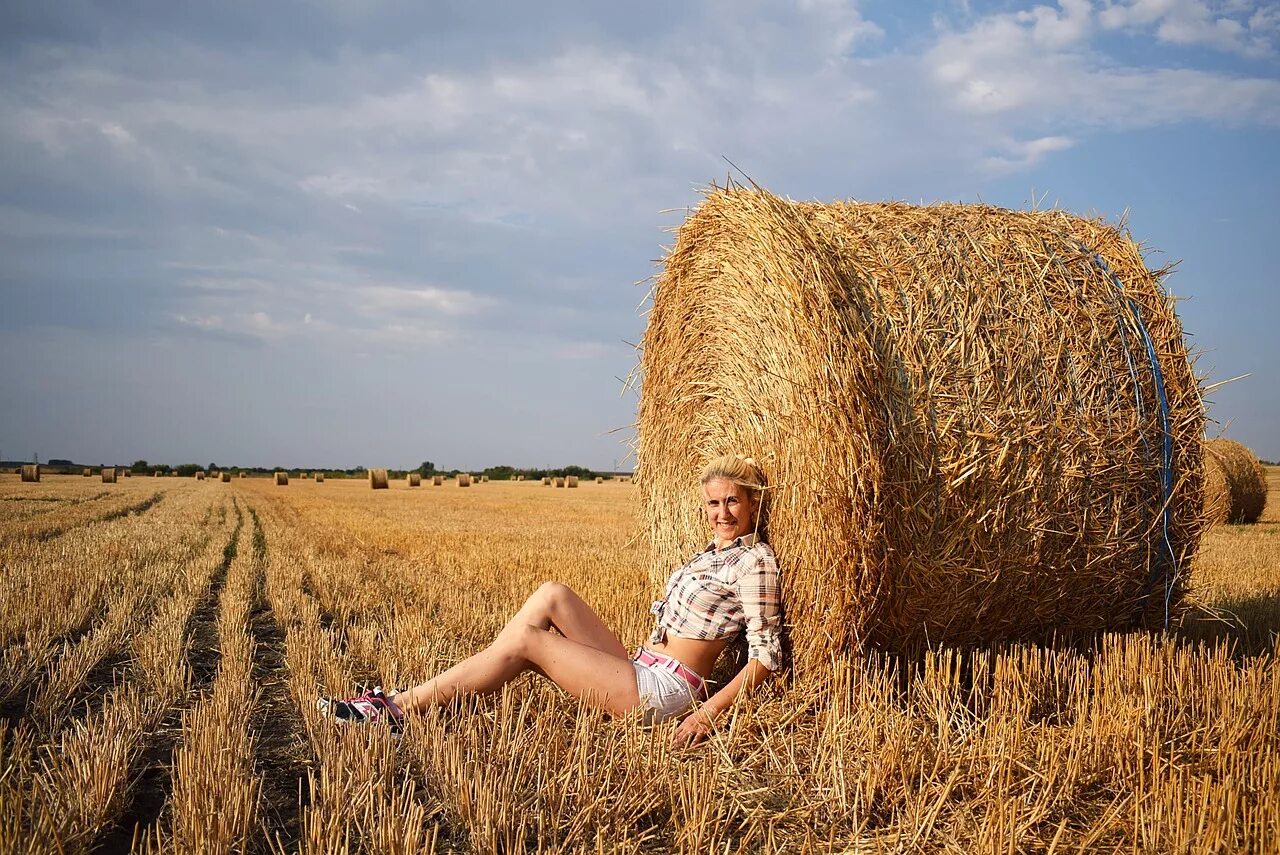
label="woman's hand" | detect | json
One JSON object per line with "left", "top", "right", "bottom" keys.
{"left": 672, "top": 706, "right": 718, "bottom": 748}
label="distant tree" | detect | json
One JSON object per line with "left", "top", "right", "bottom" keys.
{"left": 208, "top": 463, "right": 218, "bottom": 474}
{"left": 417, "top": 461, "right": 437, "bottom": 476}
{"left": 175, "top": 463, "right": 201, "bottom": 477}
{"left": 483, "top": 465, "right": 516, "bottom": 481}
{"left": 131, "top": 459, "right": 149, "bottom": 473}
{"left": 49, "top": 458, "right": 74, "bottom": 466}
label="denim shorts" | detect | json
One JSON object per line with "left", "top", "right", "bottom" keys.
{"left": 631, "top": 648, "right": 706, "bottom": 725}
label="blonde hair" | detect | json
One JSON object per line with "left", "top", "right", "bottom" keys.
{"left": 699, "top": 454, "right": 765, "bottom": 496}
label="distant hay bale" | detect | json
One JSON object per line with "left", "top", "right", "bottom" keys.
{"left": 221, "top": 472, "right": 231, "bottom": 483}
{"left": 554, "top": 477, "right": 565, "bottom": 488}
{"left": 154, "top": 472, "right": 162, "bottom": 477}
{"left": 275, "top": 472, "right": 288, "bottom": 486}
{"left": 101, "top": 467, "right": 117, "bottom": 484}
{"left": 481, "top": 475, "right": 489, "bottom": 482}
{"left": 1203, "top": 438, "right": 1268, "bottom": 525}
{"left": 407, "top": 473, "right": 422, "bottom": 487}
{"left": 20, "top": 465, "right": 40, "bottom": 482}
{"left": 542, "top": 477, "right": 552, "bottom": 486}
{"left": 432, "top": 475, "right": 442, "bottom": 486}
{"left": 82, "top": 468, "right": 92, "bottom": 477}
{"left": 458, "top": 474, "right": 472, "bottom": 487}
{"left": 195, "top": 471, "right": 206, "bottom": 481}
{"left": 566, "top": 476, "right": 579, "bottom": 488}
{"left": 595, "top": 476, "right": 604, "bottom": 484}
{"left": 639, "top": 185, "right": 1204, "bottom": 673}
{"left": 239, "top": 472, "right": 247, "bottom": 479}
{"left": 315, "top": 473, "right": 324, "bottom": 484}
{"left": 123, "top": 469, "right": 131, "bottom": 478}
{"left": 369, "top": 468, "right": 389, "bottom": 490}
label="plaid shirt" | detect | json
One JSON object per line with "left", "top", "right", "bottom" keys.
{"left": 648, "top": 533, "right": 785, "bottom": 672}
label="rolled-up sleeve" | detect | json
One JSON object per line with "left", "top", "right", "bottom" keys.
{"left": 736, "top": 547, "right": 784, "bottom": 671}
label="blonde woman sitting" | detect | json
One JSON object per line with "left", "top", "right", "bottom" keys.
{"left": 319, "top": 455, "right": 783, "bottom": 747}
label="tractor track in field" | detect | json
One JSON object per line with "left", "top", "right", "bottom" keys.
{"left": 95, "top": 499, "right": 242, "bottom": 853}
{"left": 245, "top": 505, "right": 312, "bottom": 853}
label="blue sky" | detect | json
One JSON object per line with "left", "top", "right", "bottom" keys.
{"left": 1, "top": 0, "right": 1277, "bottom": 469}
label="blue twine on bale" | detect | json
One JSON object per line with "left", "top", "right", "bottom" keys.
{"left": 1089, "top": 251, "right": 1178, "bottom": 627}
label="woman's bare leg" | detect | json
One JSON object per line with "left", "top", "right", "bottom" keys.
{"left": 396, "top": 626, "right": 639, "bottom": 715}
{"left": 395, "top": 582, "right": 637, "bottom": 714}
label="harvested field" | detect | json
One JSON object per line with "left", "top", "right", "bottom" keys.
{"left": 0, "top": 474, "right": 1276, "bottom": 852}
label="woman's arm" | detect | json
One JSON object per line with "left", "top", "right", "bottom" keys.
{"left": 671, "top": 658, "right": 774, "bottom": 747}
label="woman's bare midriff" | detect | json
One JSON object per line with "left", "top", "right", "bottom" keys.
{"left": 649, "top": 635, "right": 730, "bottom": 680}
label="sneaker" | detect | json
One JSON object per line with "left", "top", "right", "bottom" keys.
{"left": 317, "top": 686, "right": 405, "bottom": 733}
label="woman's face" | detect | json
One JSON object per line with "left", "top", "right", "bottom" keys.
{"left": 702, "top": 477, "right": 758, "bottom": 546}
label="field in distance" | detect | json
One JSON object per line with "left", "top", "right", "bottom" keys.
{"left": 0, "top": 471, "right": 1277, "bottom": 853}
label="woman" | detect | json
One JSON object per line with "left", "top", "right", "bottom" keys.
{"left": 319, "top": 455, "right": 784, "bottom": 747}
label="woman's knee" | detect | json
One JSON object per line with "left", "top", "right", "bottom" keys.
{"left": 499, "top": 623, "right": 545, "bottom": 661}
{"left": 531, "top": 581, "right": 574, "bottom": 613}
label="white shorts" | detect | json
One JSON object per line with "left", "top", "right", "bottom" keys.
{"left": 631, "top": 649, "right": 706, "bottom": 725}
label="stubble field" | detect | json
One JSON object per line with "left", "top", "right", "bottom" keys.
{"left": 0, "top": 470, "right": 1277, "bottom": 853}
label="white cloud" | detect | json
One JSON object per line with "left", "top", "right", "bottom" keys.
{"left": 358, "top": 285, "right": 494, "bottom": 317}
{"left": 1098, "top": 0, "right": 1278, "bottom": 57}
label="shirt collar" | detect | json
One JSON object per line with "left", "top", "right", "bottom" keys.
{"left": 703, "top": 531, "right": 757, "bottom": 553}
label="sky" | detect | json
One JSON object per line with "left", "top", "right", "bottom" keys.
{"left": 1, "top": 0, "right": 1277, "bottom": 470}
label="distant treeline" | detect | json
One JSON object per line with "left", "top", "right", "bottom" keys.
{"left": 6, "top": 460, "right": 631, "bottom": 480}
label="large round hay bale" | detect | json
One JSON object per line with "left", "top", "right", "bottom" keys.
{"left": 595, "top": 476, "right": 604, "bottom": 484}
{"left": 82, "top": 468, "right": 92, "bottom": 477}
{"left": 432, "top": 475, "right": 442, "bottom": 486}
{"left": 458, "top": 474, "right": 472, "bottom": 487}
{"left": 220, "top": 472, "right": 231, "bottom": 483}
{"left": 554, "top": 477, "right": 565, "bottom": 488}
{"left": 481, "top": 475, "right": 489, "bottom": 483}
{"left": 101, "top": 467, "right": 117, "bottom": 484}
{"left": 154, "top": 472, "right": 162, "bottom": 477}
{"left": 20, "top": 465, "right": 40, "bottom": 482}
{"left": 369, "top": 468, "right": 389, "bottom": 490}
{"left": 566, "top": 476, "right": 579, "bottom": 488}
{"left": 122, "top": 469, "right": 131, "bottom": 478}
{"left": 407, "top": 473, "right": 422, "bottom": 487}
{"left": 315, "top": 472, "right": 324, "bottom": 484}
{"left": 542, "top": 477, "right": 552, "bottom": 486}
{"left": 195, "top": 471, "right": 206, "bottom": 481}
{"left": 1203, "top": 438, "right": 1267, "bottom": 525}
{"left": 275, "top": 472, "right": 288, "bottom": 486}
{"left": 239, "top": 472, "right": 247, "bottom": 479}
{"left": 638, "top": 186, "right": 1204, "bottom": 673}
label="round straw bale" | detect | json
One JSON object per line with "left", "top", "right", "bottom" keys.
{"left": 638, "top": 186, "right": 1205, "bottom": 673}
{"left": 154, "top": 472, "right": 162, "bottom": 477}
{"left": 566, "top": 476, "right": 579, "bottom": 488}
{"left": 595, "top": 476, "right": 604, "bottom": 484}
{"left": 542, "top": 477, "right": 552, "bottom": 486}
{"left": 221, "top": 472, "right": 231, "bottom": 483}
{"left": 275, "top": 472, "right": 288, "bottom": 486}
{"left": 407, "top": 473, "right": 422, "bottom": 487}
{"left": 369, "top": 468, "right": 389, "bottom": 490}
{"left": 458, "top": 474, "right": 472, "bottom": 487}
{"left": 1202, "top": 438, "right": 1267, "bottom": 525}
{"left": 432, "top": 475, "right": 442, "bottom": 486}
{"left": 315, "top": 472, "right": 324, "bottom": 483}
{"left": 239, "top": 472, "right": 247, "bottom": 478}
{"left": 195, "top": 471, "right": 206, "bottom": 481}
{"left": 20, "top": 464, "right": 39, "bottom": 482}
{"left": 82, "top": 468, "right": 92, "bottom": 477}
{"left": 481, "top": 475, "right": 489, "bottom": 482}
{"left": 554, "top": 477, "right": 565, "bottom": 488}
{"left": 101, "top": 467, "right": 117, "bottom": 484}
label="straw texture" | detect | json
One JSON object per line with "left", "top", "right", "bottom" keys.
{"left": 432, "top": 475, "right": 442, "bottom": 486}
{"left": 458, "top": 474, "right": 472, "bottom": 487}
{"left": 195, "top": 471, "right": 206, "bottom": 481}
{"left": 566, "top": 476, "right": 579, "bottom": 488}
{"left": 221, "top": 472, "right": 231, "bottom": 483}
{"left": 554, "top": 477, "right": 565, "bottom": 488}
{"left": 1203, "top": 438, "right": 1267, "bottom": 525}
{"left": 82, "top": 468, "right": 92, "bottom": 477}
{"left": 638, "top": 185, "right": 1204, "bottom": 674}
{"left": 369, "top": 469, "right": 389, "bottom": 490}
{"left": 275, "top": 472, "right": 288, "bottom": 486}
{"left": 315, "top": 473, "right": 324, "bottom": 484}
{"left": 101, "top": 467, "right": 117, "bottom": 484}
{"left": 407, "top": 473, "right": 422, "bottom": 487}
